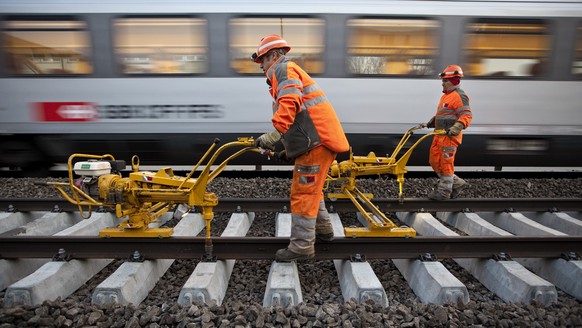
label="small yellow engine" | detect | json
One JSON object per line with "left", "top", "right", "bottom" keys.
{"left": 46, "top": 138, "right": 264, "bottom": 238}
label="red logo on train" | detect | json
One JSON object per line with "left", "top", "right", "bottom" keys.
{"left": 34, "top": 102, "right": 98, "bottom": 122}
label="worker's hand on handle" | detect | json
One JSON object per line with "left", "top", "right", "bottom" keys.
{"left": 447, "top": 122, "right": 465, "bottom": 136}
{"left": 254, "top": 130, "right": 282, "bottom": 150}
{"left": 425, "top": 116, "right": 436, "bottom": 129}
{"left": 275, "top": 150, "right": 292, "bottom": 163}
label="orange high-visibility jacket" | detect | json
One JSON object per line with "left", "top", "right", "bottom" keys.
{"left": 265, "top": 56, "right": 349, "bottom": 153}
{"left": 435, "top": 85, "right": 472, "bottom": 142}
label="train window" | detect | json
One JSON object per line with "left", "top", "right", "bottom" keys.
{"left": 464, "top": 20, "right": 549, "bottom": 77}
{"left": 113, "top": 17, "right": 207, "bottom": 74}
{"left": 573, "top": 25, "right": 582, "bottom": 78}
{"left": 346, "top": 18, "right": 440, "bottom": 75}
{"left": 229, "top": 17, "right": 325, "bottom": 74}
{"left": 3, "top": 19, "right": 93, "bottom": 75}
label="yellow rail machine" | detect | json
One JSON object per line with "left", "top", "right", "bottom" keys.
{"left": 45, "top": 137, "right": 266, "bottom": 241}
{"left": 326, "top": 125, "right": 445, "bottom": 237}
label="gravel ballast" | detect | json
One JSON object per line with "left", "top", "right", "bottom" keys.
{"left": 1, "top": 176, "right": 581, "bottom": 327}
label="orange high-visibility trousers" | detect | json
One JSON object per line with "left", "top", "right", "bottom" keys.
{"left": 290, "top": 146, "right": 337, "bottom": 218}
{"left": 429, "top": 135, "right": 460, "bottom": 175}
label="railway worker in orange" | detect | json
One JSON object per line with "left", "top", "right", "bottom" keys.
{"left": 251, "top": 34, "right": 350, "bottom": 262}
{"left": 425, "top": 64, "right": 472, "bottom": 200}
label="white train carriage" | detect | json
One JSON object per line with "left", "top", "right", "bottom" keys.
{"left": 0, "top": 0, "right": 581, "bottom": 174}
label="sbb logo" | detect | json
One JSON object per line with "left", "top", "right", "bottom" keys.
{"left": 34, "top": 102, "right": 98, "bottom": 122}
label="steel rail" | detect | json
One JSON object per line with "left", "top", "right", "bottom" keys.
{"left": 1, "top": 197, "right": 582, "bottom": 213}
{"left": 1, "top": 236, "right": 580, "bottom": 261}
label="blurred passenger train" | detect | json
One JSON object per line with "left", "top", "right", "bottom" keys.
{"left": 1, "top": 0, "right": 581, "bottom": 175}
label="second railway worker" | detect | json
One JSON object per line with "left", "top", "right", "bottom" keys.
{"left": 251, "top": 34, "right": 350, "bottom": 262}
{"left": 425, "top": 64, "right": 473, "bottom": 200}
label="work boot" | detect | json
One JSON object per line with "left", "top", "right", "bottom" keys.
{"left": 316, "top": 200, "right": 334, "bottom": 242}
{"left": 275, "top": 248, "right": 314, "bottom": 262}
{"left": 316, "top": 232, "right": 334, "bottom": 242}
{"left": 428, "top": 174, "right": 453, "bottom": 200}
{"left": 450, "top": 175, "right": 467, "bottom": 199}
{"left": 276, "top": 214, "right": 316, "bottom": 262}
{"left": 428, "top": 189, "right": 450, "bottom": 200}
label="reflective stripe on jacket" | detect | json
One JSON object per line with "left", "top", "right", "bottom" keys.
{"left": 435, "top": 85, "right": 472, "bottom": 143}
{"left": 266, "top": 56, "right": 349, "bottom": 153}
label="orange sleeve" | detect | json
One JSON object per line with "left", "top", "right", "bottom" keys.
{"left": 455, "top": 91, "right": 472, "bottom": 129}
{"left": 272, "top": 66, "right": 303, "bottom": 134}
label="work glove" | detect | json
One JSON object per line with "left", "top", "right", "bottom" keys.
{"left": 447, "top": 122, "right": 465, "bottom": 136}
{"left": 425, "top": 116, "right": 436, "bottom": 128}
{"left": 254, "top": 130, "right": 282, "bottom": 150}
{"left": 275, "top": 150, "right": 292, "bottom": 163}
